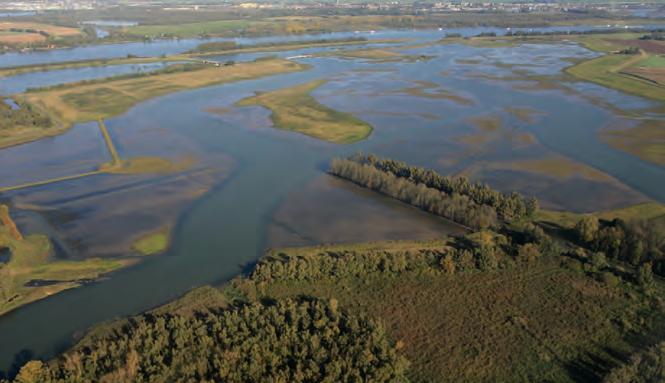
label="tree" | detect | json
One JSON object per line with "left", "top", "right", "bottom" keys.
{"left": 575, "top": 216, "right": 599, "bottom": 243}
{"left": 518, "top": 243, "right": 540, "bottom": 264}
{"left": 440, "top": 254, "right": 456, "bottom": 275}
{"left": 591, "top": 252, "right": 608, "bottom": 270}
{"left": 637, "top": 262, "right": 654, "bottom": 289}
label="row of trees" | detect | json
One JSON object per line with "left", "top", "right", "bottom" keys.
{"left": 330, "top": 158, "right": 499, "bottom": 229}
{"left": 332, "top": 155, "right": 537, "bottom": 225}
{"left": 361, "top": 155, "right": 538, "bottom": 221}
{"left": 639, "top": 32, "right": 665, "bottom": 41}
{"left": 10, "top": 298, "right": 408, "bottom": 383}
{"left": 252, "top": 226, "right": 552, "bottom": 284}
{"left": 189, "top": 37, "right": 368, "bottom": 53}
{"left": 573, "top": 216, "right": 665, "bottom": 275}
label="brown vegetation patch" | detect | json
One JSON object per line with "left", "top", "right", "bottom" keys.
{"left": 505, "top": 106, "right": 548, "bottom": 124}
{"left": 395, "top": 80, "right": 474, "bottom": 106}
{"left": 622, "top": 66, "right": 665, "bottom": 85}
{"left": 602, "top": 119, "right": 665, "bottom": 167}
{"left": 0, "top": 32, "right": 46, "bottom": 45}
{"left": 606, "top": 39, "right": 665, "bottom": 54}
{"left": 488, "top": 156, "right": 614, "bottom": 182}
{"left": 466, "top": 113, "right": 503, "bottom": 132}
{"left": 0, "top": 22, "right": 81, "bottom": 37}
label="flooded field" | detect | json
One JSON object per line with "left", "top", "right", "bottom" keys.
{"left": 0, "top": 26, "right": 664, "bottom": 373}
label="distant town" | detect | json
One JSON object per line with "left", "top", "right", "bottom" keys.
{"left": 1, "top": 0, "right": 663, "bottom": 15}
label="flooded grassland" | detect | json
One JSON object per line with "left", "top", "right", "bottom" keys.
{"left": 0, "top": 28, "right": 664, "bottom": 373}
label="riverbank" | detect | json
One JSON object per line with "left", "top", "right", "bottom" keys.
{"left": 0, "top": 205, "right": 136, "bottom": 317}
{"left": 0, "top": 58, "right": 307, "bottom": 148}
{"left": 13, "top": 198, "right": 665, "bottom": 381}
{"left": 0, "top": 38, "right": 399, "bottom": 79}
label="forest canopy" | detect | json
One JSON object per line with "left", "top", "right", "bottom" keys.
{"left": 10, "top": 297, "right": 408, "bottom": 383}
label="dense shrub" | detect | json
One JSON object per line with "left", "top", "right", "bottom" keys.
{"left": 11, "top": 298, "right": 408, "bottom": 383}
{"left": 251, "top": 229, "right": 548, "bottom": 284}
{"left": 604, "top": 341, "right": 665, "bottom": 383}
{"left": 573, "top": 217, "right": 665, "bottom": 273}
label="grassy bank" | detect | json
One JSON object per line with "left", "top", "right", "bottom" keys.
{"left": 536, "top": 201, "right": 665, "bottom": 229}
{"left": 236, "top": 79, "right": 372, "bottom": 144}
{"left": 119, "top": 13, "right": 658, "bottom": 40}
{"left": 320, "top": 47, "right": 427, "bottom": 62}
{"left": 0, "top": 205, "right": 134, "bottom": 316}
{"left": 0, "top": 56, "right": 190, "bottom": 79}
{"left": 18, "top": 58, "right": 307, "bottom": 130}
{"left": 566, "top": 53, "right": 665, "bottom": 103}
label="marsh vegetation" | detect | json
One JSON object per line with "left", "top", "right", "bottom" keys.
{"left": 237, "top": 80, "right": 372, "bottom": 144}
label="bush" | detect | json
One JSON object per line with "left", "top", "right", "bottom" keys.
{"left": 599, "top": 272, "right": 621, "bottom": 288}
{"left": 637, "top": 263, "right": 654, "bottom": 289}
{"left": 591, "top": 252, "right": 608, "bottom": 270}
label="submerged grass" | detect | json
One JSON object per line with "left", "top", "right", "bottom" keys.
{"left": 236, "top": 79, "right": 372, "bottom": 144}
{"left": 601, "top": 120, "right": 665, "bottom": 167}
{"left": 395, "top": 80, "right": 474, "bottom": 106}
{"left": 0, "top": 205, "right": 134, "bottom": 316}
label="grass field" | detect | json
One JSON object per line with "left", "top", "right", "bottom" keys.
{"left": 0, "top": 21, "right": 81, "bottom": 37}
{"left": 0, "top": 205, "right": 134, "bottom": 316}
{"left": 566, "top": 53, "right": 665, "bottom": 102}
{"left": 20, "top": 58, "right": 307, "bottom": 128}
{"left": 634, "top": 55, "right": 665, "bottom": 68}
{"left": 0, "top": 31, "right": 46, "bottom": 45}
{"left": 237, "top": 241, "right": 664, "bottom": 382}
{"left": 236, "top": 79, "right": 372, "bottom": 144}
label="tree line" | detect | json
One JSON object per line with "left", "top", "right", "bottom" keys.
{"left": 9, "top": 298, "right": 408, "bottom": 383}
{"left": 573, "top": 216, "right": 665, "bottom": 277}
{"left": 330, "top": 155, "right": 537, "bottom": 228}
{"left": 604, "top": 340, "right": 665, "bottom": 383}
{"left": 251, "top": 224, "right": 553, "bottom": 285}
{"left": 188, "top": 37, "right": 368, "bottom": 53}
